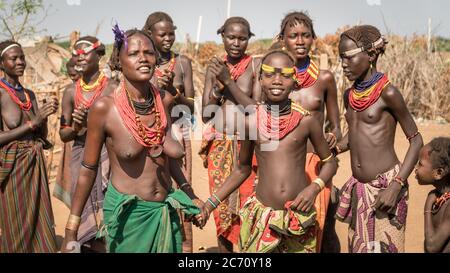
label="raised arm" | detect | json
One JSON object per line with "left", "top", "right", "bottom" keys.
{"left": 210, "top": 56, "right": 257, "bottom": 108}
{"left": 175, "top": 55, "right": 195, "bottom": 113}
{"left": 202, "top": 66, "right": 222, "bottom": 123}
{"left": 0, "top": 90, "right": 57, "bottom": 146}
{"left": 59, "top": 84, "right": 81, "bottom": 142}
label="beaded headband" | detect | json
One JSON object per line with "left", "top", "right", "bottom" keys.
{"left": 72, "top": 40, "right": 102, "bottom": 56}
{"left": 1, "top": 44, "right": 20, "bottom": 57}
{"left": 261, "top": 64, "right": 295, "bottom": 75}
{"left": 342, "top": 36, "right": 385, "bottom": 57}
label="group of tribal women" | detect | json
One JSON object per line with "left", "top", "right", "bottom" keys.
{"left": 3, "top": 9, "right": 448, "bottom": 253}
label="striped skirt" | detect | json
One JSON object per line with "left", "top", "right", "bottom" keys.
{"left": 0, "top": 140, "right": 57, "bottom": 253}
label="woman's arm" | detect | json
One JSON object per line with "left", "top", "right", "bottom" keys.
{"left": 322, "top": 71, "right": 342, "bottom": 147}
{"left": 61, "top": 97, "right": 108, "bottom": 249}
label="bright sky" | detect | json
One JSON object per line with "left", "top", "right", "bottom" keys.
{"left": 40, "top": 0, "right": 450, "bottom": 44}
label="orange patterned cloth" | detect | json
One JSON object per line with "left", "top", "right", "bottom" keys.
{"left": 199, "top": 127, "right": 257, "bottom": 245}
{"left": 305, "top": 153, "right": 332, "bottom": 252}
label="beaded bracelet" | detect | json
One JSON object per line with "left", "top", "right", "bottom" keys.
{"left": 406, "top": 131, "right": 420, "bottom": 142}
{"left": 207, "top": 197, "right": 218, "bottom": 209}
{"left": 212, "top": 193, "right": 222, "bottom": 204}
{"left": 393, "top": 176, "right": 406, "bottom": 187}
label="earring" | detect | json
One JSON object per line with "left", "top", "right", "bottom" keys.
{"left": 282, "top": 46, "right": 286, "bottom": 51}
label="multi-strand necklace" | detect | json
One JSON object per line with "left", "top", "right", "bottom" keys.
{"left": 349, "top": 72, "right": 390, "bottom": 112}
{"left": 0, "top": 78, "right": 32, "bottom": 111}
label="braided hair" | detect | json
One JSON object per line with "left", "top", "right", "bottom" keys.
{"left": 278, "top": 11, "right": 316, "bottom": 40}
{"left": 109, "top": 29, "right": 156, "bottom": 72}
{"left": 143, "top": 11, "right": 177, "bottom": 32}
{"left": 340, "top": 25, "right": 387, "bottom": 57}
{"left": 217, "top": 16, "right": 254, "bottom": 38}
{"left": 427, "top": 137, "right": 450, "bottom": 175}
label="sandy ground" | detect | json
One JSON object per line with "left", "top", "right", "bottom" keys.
{"left": 50, "top": 122, "right": 450, "bottom": 253}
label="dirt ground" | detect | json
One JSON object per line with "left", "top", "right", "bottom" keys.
{"left": 50, "top": 122, "right": 450, "bottom": 253}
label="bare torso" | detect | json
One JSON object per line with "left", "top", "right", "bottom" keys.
{"left": 100, "top": 94, "right": 173, "bottom": 202}
{"left": 254, "top": 117, "right": 311, "bottom": 209}
{"left": 0, "top": 87, "right": 38, "bottom": 141}
{"left": 344, "top": 87, "right": 400, "bottom": 182}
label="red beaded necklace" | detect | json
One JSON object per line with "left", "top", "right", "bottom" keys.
{"left": 257, "top": 101, "right": 309, "bottom": 140}
{"left": 154, "top": 51, "right": 176, "bottom": 78}
{"left": 114, "top": 81, "right": 167, "bottom": 152}
{"left": 224, "top": 54, "right": 252, "bottom": 81}
{"left": 431, "top": 192, "right": 450, "bottom": 214}
{"left": 294, "top": 58, "right": 319, "bottom": 89}
{"left": 74, "top": 73, "right": 108, "bottom": 109}
{"left": 348, "top": 74, "right": 390, "bottom": 112}
{"left": 0, "top": 79, "right": 32, "bottom": 111}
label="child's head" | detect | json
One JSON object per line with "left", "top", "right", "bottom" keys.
{"left": 278, "top": 11, "right": 316, "bottom": 61}
{"left": 259, "top": 49, "right": 296, "bottom": 103}
{"left": 415, "top": 137, "right": 450, "bottom": 186}
{"left": 338, "top": 25, "right": 388, "bottom": 81}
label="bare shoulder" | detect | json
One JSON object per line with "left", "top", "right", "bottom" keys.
{"left": 381, "top": 83, "right": 402, "bottom": 101}
{"left": 318, "top": 69, "right": 335, "bottom": 83}
{"left": 90, "top": 94, "right": 114, "bottom": 116}
{"left": 63, "top": 82, "right": 76, "bottom": 93}
{"left": 299, "top": 114, "right": 318, "bottom": 131}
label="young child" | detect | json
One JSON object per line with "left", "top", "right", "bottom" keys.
{"left": 200, "top": 49, "right": 337, "bottom": 253}
{"left": 335, "top": 25, "right": 423, "bottom": 253}
{"left": 415, "top": 137, "right": 450, "bottom": 253}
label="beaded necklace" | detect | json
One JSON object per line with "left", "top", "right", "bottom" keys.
{"left": 431, "top": 192, "right": 450, "bottom": 214}
{"left": 224, "top": 54, "right": 252, "bottom": 81}
{"left": 114, "top": 81, "right": 167, "bottom": 157}
{"left": 348, "top": 73, "right": 390, "bottom": 112}
{"left": 74, "top": 72, "right": 108, "bottom": 109}
{"left": 257, "top": 100, "right": 310, "bottom": 140}
{"left": 0, "top": 78, "right": 32, "bottom": 111}
{"left": 294, "top": 57, "right": 319, "bottom": 89}
{"left": 154, "top": 51, "right": 176, "bottom": 78}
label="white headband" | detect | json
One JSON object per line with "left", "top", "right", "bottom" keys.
{"left": 342, "top": 36, "right": 385, "bottom": 57}
{"left": 75, "top": 40, "right": 94, "bottom": 47}
{"left": 1, "top": 44, "right": 20, "bottom": 57}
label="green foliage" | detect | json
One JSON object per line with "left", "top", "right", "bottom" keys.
{"left": 435, "top": 37, "right": 450, "bottom": 52}
{"left": 0, "top": 0, "right": 49, "bottom": 41}
{"left": 13, "top": 0, "right": 43, "bottom": 15}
